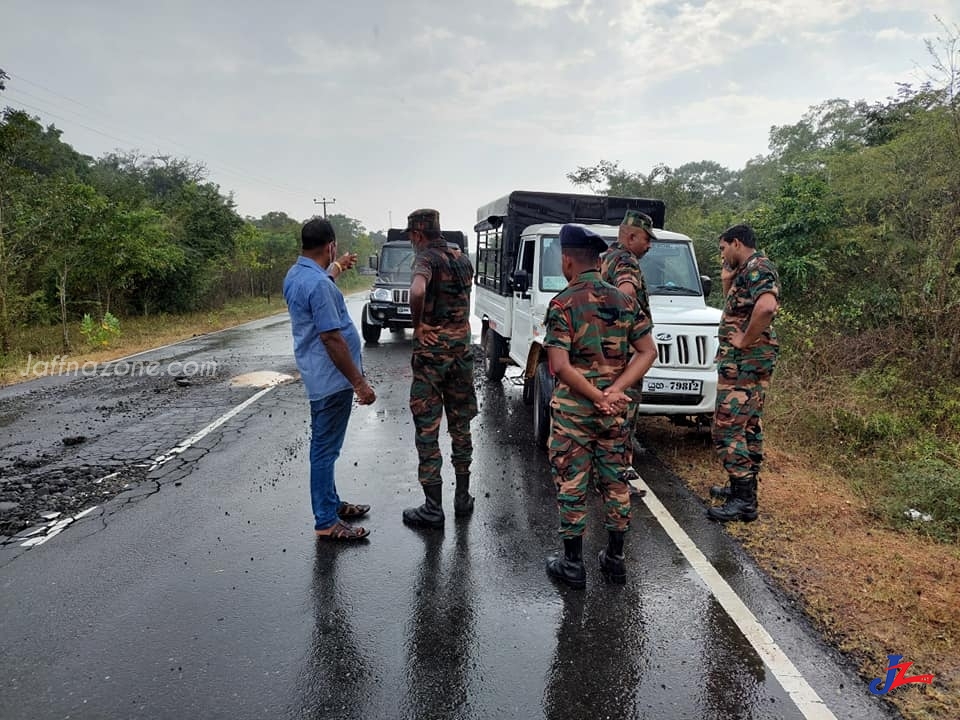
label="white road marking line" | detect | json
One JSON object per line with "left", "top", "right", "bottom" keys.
{"left": 73, "top": 506, "right": 99, "bottom": 520}
{"left": 632, "top": 475, "right": 838, "bottom": 720}
{"left": 149, "top": 385, "right": 278, "bottom": 471}
{"left": 18, "top": 387, "right": 278, "bottom": 549}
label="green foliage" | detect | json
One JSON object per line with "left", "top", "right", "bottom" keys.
{"left": 832, "top": 407, "right": 910, "bottom": 450}
{"left": 749, "top": 173, "right": 843, "bottom": 301}
{"left": 79, "top": 311, "right": 121, "bottom": 348}
{"left": 875, "top": 458, "right": 960, "bottom": 543}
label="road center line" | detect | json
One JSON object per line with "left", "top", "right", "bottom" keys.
{"left": 149, "top": 386, "right": 278, "bottom": 471}
{"left": 633, "top": 476, "right": 838, "bottom": 720}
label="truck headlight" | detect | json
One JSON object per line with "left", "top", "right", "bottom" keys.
{"left": 371, "top": 288, "right": 392, "bottom": 301}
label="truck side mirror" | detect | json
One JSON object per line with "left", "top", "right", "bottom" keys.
{"left": 511, "top": 269, "right": 530, "bottom": 294}
{"left": 368, "top": 255, "right": 378, "bottom": 271}
{"left": 700, "top": 275, "right": 712, "bottom": 297}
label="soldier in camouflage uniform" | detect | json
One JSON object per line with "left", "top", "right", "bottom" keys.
{"left": 708, "top": 224, "right": 780, "bottom": 522}
{"left": 601, "top": 209, "right": 655, "bottom": 321}
{"left": 543, "top": 224, "right": 658, "bottom": 588}
{"left": 401, "top": 209, "right": 478, "bottom": 530}
{"left": 601, "top": 209, "right": 658, "bottom": 468}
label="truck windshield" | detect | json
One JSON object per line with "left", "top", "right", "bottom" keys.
{"left": 640, "top": 240, "right": 702, "bottom": 296}
{"left": 539, "top": 237, "right": 702, "bottom": 296}
{"left": 379, "top": 246, "right": 416, "bottom": 283}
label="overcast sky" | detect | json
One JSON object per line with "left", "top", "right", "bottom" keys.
{"left": 1, "top": 1, "right": 953, "bottom": 235}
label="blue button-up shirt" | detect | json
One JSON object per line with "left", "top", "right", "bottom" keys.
{"left": 283, "top": 256, "right": 363, "bottom": 401}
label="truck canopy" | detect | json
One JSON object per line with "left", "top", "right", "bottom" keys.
{"left": 474, "top": 191, "right": 666, "bottom": 296}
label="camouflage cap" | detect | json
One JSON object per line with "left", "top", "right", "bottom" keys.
{"left": 559, "top": 224, "right": 609, "bottom": 254}
{"left": 621, "top": 210, "right": 657, "bottom": 239}
{"left": 402, "top": 208, "right": 441, "bottom": 234}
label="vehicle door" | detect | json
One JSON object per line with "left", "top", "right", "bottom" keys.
{"left": 510, "top": 236, "right": 537, "bottom": 366}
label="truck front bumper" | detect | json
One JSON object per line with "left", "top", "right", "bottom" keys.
{"left": 634, "top": 366, "right": 717, "bottom": 416}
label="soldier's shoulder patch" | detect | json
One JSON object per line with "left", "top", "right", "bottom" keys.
{"left": 749, "top": 269, "right": 761, "bottom": 281}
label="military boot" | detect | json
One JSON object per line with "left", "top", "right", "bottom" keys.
{"left": 402, "top": 482, "right": 445, "bottom": 529}
{"left": 598, "top": 530, "right": 627, "bottom": 584}
{"left": 453, "top": 472, "right": 475, "bottom": 517}
{"left": 709, "top": 479, "right": 733, "bottom": 500}
{"left": 712, "top": 473, "right": 761, "bottom": 499}
{"left": 707, "top": 475, "right": 758, "bottom": 522}
{"left": 546, "top": 536, "right": 586, "bottom": 589}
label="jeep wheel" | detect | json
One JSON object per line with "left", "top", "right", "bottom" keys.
{"left": 361, "top": 305, "right": 382, "bottom": 344}
{"left": 483, "top": 328, "right": 507, "bottom": 382}
{"left": 533, "top": 362, "right": 553, "bottom": 448}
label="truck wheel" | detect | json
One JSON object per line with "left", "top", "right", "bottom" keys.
{"left": 533, "top": 362, "right": 553, "bottom": 448}
{"left": 484, "top": 329, "right": 507, "bottom": 382}
{"left": 522, "top": 377, "right": 534, "bottom": 405}
{"left": 361, "top": 305, "right": 381, "bottom": 344}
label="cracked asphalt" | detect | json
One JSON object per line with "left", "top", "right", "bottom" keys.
{"left": 0, "top": 297, "right": 901, "bottom": 720}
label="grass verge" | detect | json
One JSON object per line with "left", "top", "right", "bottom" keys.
{"left": 645, "top": 352, "right": 960, "bottom": 720}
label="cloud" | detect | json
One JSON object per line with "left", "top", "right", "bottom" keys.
{"left": 875, "top": 27, "right": 916, "bottom": 41}
{"left": 514, "top": 0, "right": 572, "bottom": 8}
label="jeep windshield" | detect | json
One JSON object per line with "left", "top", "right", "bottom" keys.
{"left": 378, "top": 246, "right": 416, "bottom": 283}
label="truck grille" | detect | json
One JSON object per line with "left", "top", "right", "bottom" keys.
{"left": 392, "top": 289, "right": 410, "bottom": 304}
{"left": 655, "top": 334, "right": 712, "bottom": 367}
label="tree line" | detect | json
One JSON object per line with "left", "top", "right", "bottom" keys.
{"left": 569, "top": 24, "right": 960, "bottom": 381}
{"left": 0, "top": 84, "right": 379, "bottom": 354}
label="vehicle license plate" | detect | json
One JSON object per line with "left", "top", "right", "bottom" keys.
{"left": 642, "top": 378, "right": 702, "bottom": 394}
{"left": 397, "top": 306, "right": 411, "bottom": 315}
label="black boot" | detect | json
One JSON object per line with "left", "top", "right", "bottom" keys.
{"left": 453, "top": 473, "right": 475, "bottom": 517}
{"left": 598, "top": 530, "right": 627, "bottom": 584}
{"left": 403, "top": 482, "right": 445, "bottom": 529}
{"left": 711, "top": 473, "right": 761, "bottom": 500}
{"left": 707, "top": 475, "right": 758, "bottom": 522}
{"left": 546, "top": 536, "right": 586, "bottom": 589}
{"left": 709, "top": 478, "right": 733, "bottom": 500}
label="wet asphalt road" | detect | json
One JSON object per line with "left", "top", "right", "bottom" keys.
{"left": 0, "top": 294, "right": 900, "bottom": 720}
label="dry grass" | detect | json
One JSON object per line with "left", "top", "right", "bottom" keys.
{"left": 644, "top": 417, "right": 960, "bottom": 720}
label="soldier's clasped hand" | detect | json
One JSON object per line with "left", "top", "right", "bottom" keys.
{"left": 414, "top": 322, "right": 439, "bottom": 346}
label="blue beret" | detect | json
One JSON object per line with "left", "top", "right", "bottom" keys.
{"left": 559, "top": 224, "right": 609, "bottom": 253}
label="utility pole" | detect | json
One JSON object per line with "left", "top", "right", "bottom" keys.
{"left": 313, "top": 197, "right": 336, "bottom": 218}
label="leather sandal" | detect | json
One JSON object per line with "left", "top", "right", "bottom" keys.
{"left": 315, "top": 520, "right": 370, "bottom": 541}
{"left": 337, "top": 501, "right": 370, "bottom": 520}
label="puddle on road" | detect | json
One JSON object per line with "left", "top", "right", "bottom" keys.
{"left": 229, "top": 371, "right": 296, "bottom": 388}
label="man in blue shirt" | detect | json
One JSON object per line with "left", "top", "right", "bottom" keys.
{"left": 283, "top": 218, "right": 376, "bottom": 540}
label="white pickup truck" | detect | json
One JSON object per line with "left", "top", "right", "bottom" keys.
{"left": 473, "top": 191, "right": 721, "bottom": 446}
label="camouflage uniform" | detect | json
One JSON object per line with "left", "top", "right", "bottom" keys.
{"left": 713, "top": 251, "right": 780, "bottom": 479}
{"left": 409, "top": 218, "right": 477, "bottom": 487}
{"left": 601, "top": 210, "right": 656, "bottom": 428}
{"left": 544, "top": 268, "right": 652, "bottom": 538}
{"left": 601, "top": 243, "right": 650, "bottom": 321}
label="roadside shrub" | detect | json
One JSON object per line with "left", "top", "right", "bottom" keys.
{"left": 832, "top": 408, "right": 907, "bottom": 450}
{"left": 79, "top": 312, "right": 121, "bottom": 348}
{"left": 874, "top": 458, "right": 960, "bottom": 543}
